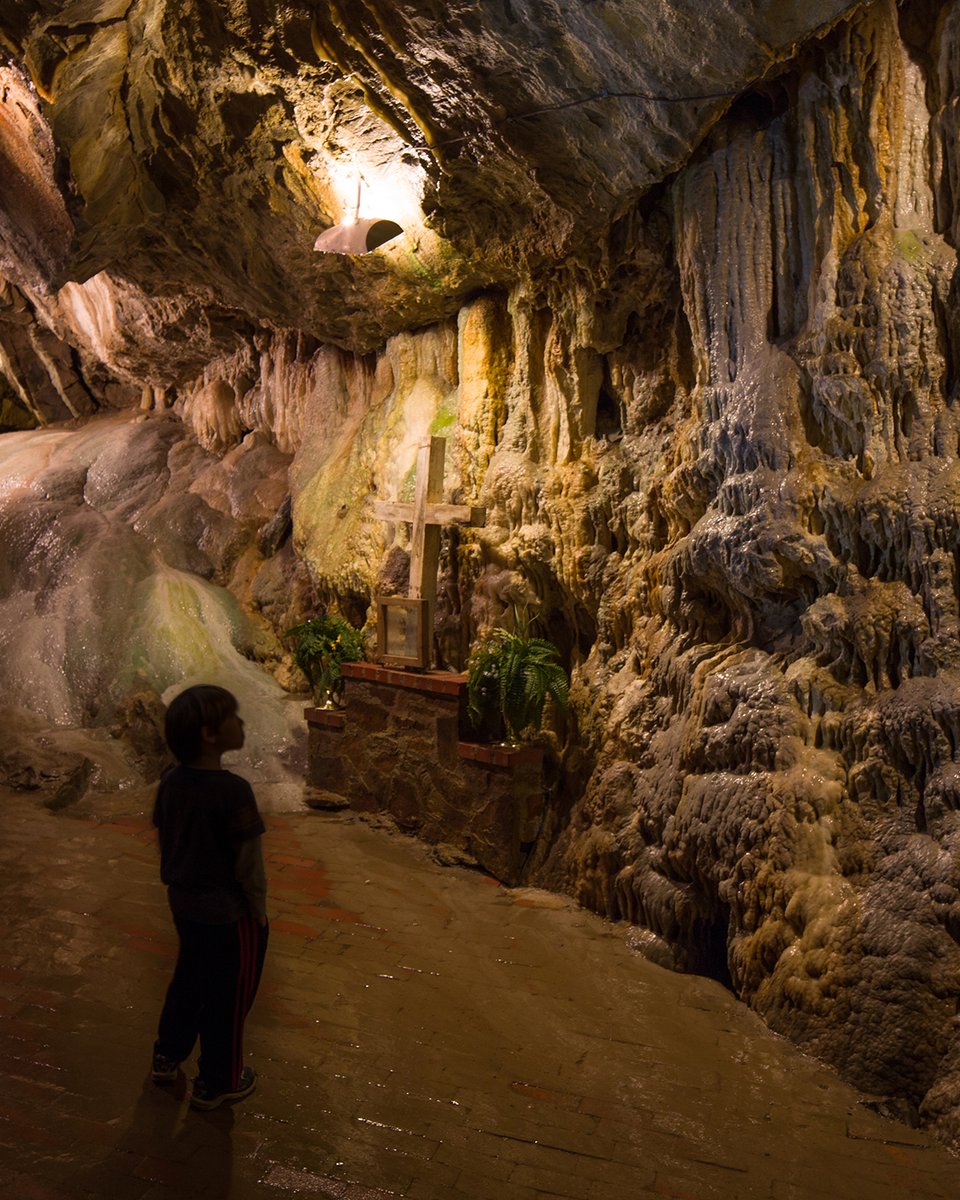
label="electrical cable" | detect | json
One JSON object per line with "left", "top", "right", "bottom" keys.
{"left": 424, "top": 82, "right": 742, "bottom": 153}
{"left": 506, "top": 83, "right": 743, "bottom": 120}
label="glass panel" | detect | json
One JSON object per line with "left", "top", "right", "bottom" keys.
{"left": 384, "top": 602, "right": 421, "bottom": 659}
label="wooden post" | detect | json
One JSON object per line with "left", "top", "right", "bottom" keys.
{"left": 373, "top": 435, "right": 485, "bottom": 668}
{"left": 408, "top": 436, "right": 446, "bottom": 605}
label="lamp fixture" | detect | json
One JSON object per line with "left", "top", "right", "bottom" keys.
{"left": 314, "top": 217, "right": 404, "bottom": 254}
{"left": 314, "top": 174, "right": 403, "bottom": 255}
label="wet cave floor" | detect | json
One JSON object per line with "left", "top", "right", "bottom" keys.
{"left": 0, "top": 789, "right": 957, "bottom": 1200}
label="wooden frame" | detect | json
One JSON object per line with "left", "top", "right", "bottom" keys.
{"left": 376, "top": 596, "right": 432, "bottom": 669}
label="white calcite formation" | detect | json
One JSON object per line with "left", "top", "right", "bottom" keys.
{"left": 5, "top": 0, "right": 960, "bottom": 1147}
{"left": 0, "top": 412, "right": 309, "bottom": 807}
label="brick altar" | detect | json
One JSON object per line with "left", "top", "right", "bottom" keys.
{"left": 304, "top": 661, "right": 544, "bottom": 884}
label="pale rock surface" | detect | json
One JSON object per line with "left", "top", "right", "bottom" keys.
{"left": 0, "top": 413, "right": 309, "bottom": 809}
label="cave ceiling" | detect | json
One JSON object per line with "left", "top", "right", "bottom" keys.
{"left": 0, "top": 0, "right": 858, "bottom": 357}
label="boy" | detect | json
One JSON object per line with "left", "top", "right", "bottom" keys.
{"left": 151, "top": 684, "right": 268, "bottom": 1111}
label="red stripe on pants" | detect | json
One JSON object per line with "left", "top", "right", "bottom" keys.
{"left": 233, "top": 914, "right": 254, "bottom": 1090}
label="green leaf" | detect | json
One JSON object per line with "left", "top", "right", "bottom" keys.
{"left": 284, "top": 613, "right": 365, "bottom": 701}
{"left": 465, "top": 624, "right": 568, "bottom": 742}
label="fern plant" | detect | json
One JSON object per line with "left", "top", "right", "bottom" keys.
{"left": 284, "top": 614, "right": 364, "bottom": 707}
{"left": 467, "top": 626, "right": 568, "bottom": 744}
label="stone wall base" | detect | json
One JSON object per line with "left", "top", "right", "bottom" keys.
{"left": 305, "top": 662, "right": 544, "bottom": 884}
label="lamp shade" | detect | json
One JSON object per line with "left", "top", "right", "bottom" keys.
{"left": 314, "top": 217, "right": 403, "bottom": 254}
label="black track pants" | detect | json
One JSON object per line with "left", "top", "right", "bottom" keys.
{"left": 155, "top": 912, "right": 268, "bottom": 1092}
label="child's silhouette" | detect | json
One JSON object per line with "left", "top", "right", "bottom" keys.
{"left": 151, "top": 685, "right": 268, "bottom": 1110}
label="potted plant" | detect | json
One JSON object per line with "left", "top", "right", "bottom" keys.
{"left": 466, "top": 623, "right": 569, "bottom": 745}
{"left": 284, "top": 613, "right": 365, "bottom": 708}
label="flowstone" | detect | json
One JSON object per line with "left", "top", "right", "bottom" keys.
{"left": 535, "top": 0, "right": 960, "bottom": 1142}
{"left": 0, "top": 413, "right": 309, "bottom": 809}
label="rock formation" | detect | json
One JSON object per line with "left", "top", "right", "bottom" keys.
{"left": 4, "top": 0, "right": 960, "bottom": 1149}
{"left": 0, "top": 410, "right": 311, "bottom": 807}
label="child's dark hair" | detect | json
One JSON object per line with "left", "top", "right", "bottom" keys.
{"left": 164, "top": 685, "right": 238, "bottom": 764}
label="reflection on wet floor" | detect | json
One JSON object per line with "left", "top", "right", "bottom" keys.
{"left": 0, "top": 790, "right": 957, "bottom": 1200}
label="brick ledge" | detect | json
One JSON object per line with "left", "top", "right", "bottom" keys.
{"left": 304, "top": 706, "right": 346, "bottom": 729}
{"left": 341, "top": 661, "right": 467, "bottom": 696}
{"left": 458, "top": 741, "right": 544, "bottom": 769}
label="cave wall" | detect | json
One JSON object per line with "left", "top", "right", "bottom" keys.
{"left": 6, "top": 0, "right": 960, "bottom": 1149}
{"left": 544, "top": 0, "right": 960, "bottom": 1133}
{"left": 275, "top": 0, "right": 960, "bottom": 1137}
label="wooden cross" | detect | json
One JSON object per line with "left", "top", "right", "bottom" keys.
{"left": 373, "top": 435, "right": 485, "bottom": 666}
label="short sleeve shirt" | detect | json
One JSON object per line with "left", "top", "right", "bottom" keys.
{"left": 153, "top": 765, "right": 265, "bottom": 923}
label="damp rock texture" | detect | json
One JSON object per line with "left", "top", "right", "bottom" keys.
{"left": 0, "top": 0, "right": 854, "bottom": 360}
{"left": 0, "top": 411, "right": 310, "bottom": 803}
{"left": 5, "top": 0, "right": 960, "bottom": 1150}
{"left": 537, "top": 0, "right": 960, "bottom": 1142}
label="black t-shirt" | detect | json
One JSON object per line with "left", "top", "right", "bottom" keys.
{"left": 153, "top": 765, "right": 265, "bottom": 924}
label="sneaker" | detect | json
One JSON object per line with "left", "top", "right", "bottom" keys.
{"left": 190, "top": 1067, "right": 257, "bottom": 1111}
{"left": 151, "top": 1052, "right": 180, "bottom": 1084}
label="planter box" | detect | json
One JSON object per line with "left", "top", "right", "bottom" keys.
{"left": 304, "top": 705, "right": 346, "bottom": 730}
{"left": 303, "top": 668, "right": 545, "bottom": 884}
{"left": 458, "top": 742, "right": 545, "bottom": 769}
{"left": 304, "top": 705, "right": 349, "bottom": 809}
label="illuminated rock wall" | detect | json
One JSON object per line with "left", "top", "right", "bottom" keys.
{"left": 287, "top": 2, "right": 960, "bottom": 1135}
{"left": 4, "top": 0, "right": 960, "bottom": 1147}
{"left": 0, "top": 412, "right": 309, "bottom": 806}
{"left": 541, "top": 3, "right": 960, "bottom": 1134}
